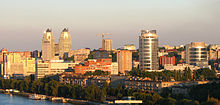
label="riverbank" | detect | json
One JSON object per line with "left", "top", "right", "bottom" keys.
{"left": 0, "top": 89, "right": 101, "bottom": 105}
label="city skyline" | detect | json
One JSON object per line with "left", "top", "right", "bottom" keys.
{"left": 0, "top": 0, "right": 220, "bottom": 51}
{"left": 0, "top": 1, "right": 220, "bottom": 105}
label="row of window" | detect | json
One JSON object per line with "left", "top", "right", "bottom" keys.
{"left": 190, "top": 52, "right": 207, "bottom": 54}
{"left": 189, "top": 48, "right": 207, "bottom": 51}
{"left": 142, "top": 39, "right": 158, "bottom": 41}
{"left": 190, "top": 56, "right": 207, "bottom": 58}
{"left": 190, "top": 59, "right": 207, "bottom": 62}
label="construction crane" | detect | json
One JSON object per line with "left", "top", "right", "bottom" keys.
{"left": 97, "top": 32, "right": 112, "bottom": 50}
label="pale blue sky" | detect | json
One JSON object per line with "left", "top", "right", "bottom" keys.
{"left": 0, "top": 0, "right": 219, "bottom": 51}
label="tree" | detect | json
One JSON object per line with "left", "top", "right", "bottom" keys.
{"left": 85, "top": 84, "right": 96, "bottom": 101}
{"left": 111, "top": 52, "right": 117, "bottom": 62}
{"left": 176, "top": 99, "right": 197, "bottom": 105}
{"left": 66, "top": 56, "right": 74, "bottom": 62}
{"left": 201, "top": 97, "right": 219, "bottom": 105}
{"left": 158, "top": 97, "right": 176, "bottom": 105}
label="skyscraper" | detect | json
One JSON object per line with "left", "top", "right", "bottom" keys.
{"left": 186, "top": 42, "right": 208, "bottom": 67}
{"left": 58, "top": 28, "right": 72, "bottom": 59}
{"left": 139, "top": 30, "right": 159, "bottom": 71}
{"left": 103, "top": 39, "right": 112, "bottom": 51}
{"left": 117, "top": 50, "right": 132, "bottom": 74}
{"left": 42, "top": 29, "right": 55, "bottom": 61}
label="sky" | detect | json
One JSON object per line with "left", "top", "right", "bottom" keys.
{"left": 0, "top": 0, "right": 219, "bottom": 51}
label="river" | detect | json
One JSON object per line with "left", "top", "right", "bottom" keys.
{"left": 0, "top": 94, "right": 72, "bottom": 105}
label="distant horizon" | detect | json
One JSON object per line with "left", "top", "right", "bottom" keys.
{"left": 0, "top": 0, "right": 219, "bottom": 51}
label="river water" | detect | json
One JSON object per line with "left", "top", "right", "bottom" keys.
{"left": 0, "top": 94, "right": 72, "bottom": 105}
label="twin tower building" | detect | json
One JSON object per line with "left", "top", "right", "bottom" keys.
{"left": 42, "top": 28, "right": 72, "bottom": 61}
{"left": 42, "top": 28, "right": 159, "bottom": 71}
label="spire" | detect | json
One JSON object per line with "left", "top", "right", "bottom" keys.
{"left": 46, "top": 28, "right": 51, "bottom": 32}
{"left": 63, "top": 28, "right": 68, "bottom": 32}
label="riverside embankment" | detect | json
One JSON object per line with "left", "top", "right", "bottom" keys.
{"left": 0, "top": 89, "right": 101, "bottom": 105}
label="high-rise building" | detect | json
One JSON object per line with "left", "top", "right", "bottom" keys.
{"left": 186, "top": 42, "right": 208, "bottom": 67}
{"left": 139, "top": 30, "right": 159, "bottom": 71}
{"left": 103, "top": 39, "right": 112, "bottom": 51}
{"left": 42, "top": 29, "right": 55, "bottom": 61}
{"left": 58, "top": 28, "right": 72, "bottom": 59}
{"left": 0, "top": 48, "right": 8, "bottom": 76}
{"left": 117, "top": 50, "right": 132, "bottom": 74}
{"left": 0, "top": 49, "right": 36, "bottom": 77}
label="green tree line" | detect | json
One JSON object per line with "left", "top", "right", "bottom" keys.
{"left": 0, "top": 77, "right": 106, "bottom": 102}
{"left": 129, "top": 68, "right": 216, "bottom": 81}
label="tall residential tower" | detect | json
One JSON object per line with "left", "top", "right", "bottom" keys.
{"left": 186, "top": 42, "right": 208, "bottom": 67}
{"left": 103, "top": 39, "right": 112, "bottom": 51}
{"left": 117, "top": 50, "right": 132, "bottom": 74}
{"left": 139, "top": 30, "right": 159, "bottom": 71}
{"left": 58, "top": 28, "right": 72, "bottom": 59}
{"left": 42, "top": 29, "right": 55, "bottom": 61}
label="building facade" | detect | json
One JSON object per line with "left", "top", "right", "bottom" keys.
{"left": 164, "top": 64, "right": 201, "bottom": 71}
{"left": 35, "top": 60, "right": 76, "bottom": 79}
{"left": 68, "top": 48, "right": 90, "bottom": 63}
{"left": 74, "top": 58, "right": 112, "bottom": 74}
{"left": 93, "top": 50, "right": 110, "bottom": 59}
{"left": 42, "top": 29, "right": 55, "bottom": 61}
{"left": 125, "top": 77, "right": 182, "bottom": 93}
{"left": 186, "top": 42, "right": 208, "bottom": 67}
{"left": 208, "top": 45, "right": 220, "bottom": 60}
{"left": 111, "top": 62, "right": 119, "bottom": 75}
{"left": 0, "top": 49, "right": 35, "bottom": 77}
{"left": 58, "top": 28, "right": 72, "bottom": 59}
{"left": 103, "top": 39, "right": 112, "bottom": 51}
{"left": 139, "top": 30, "right": 159, "bottom": 71}
{"left": 117, "top": 50, "right": 132, "bottom": 74}
{"left": 160, "top": 56, "right": 175, "bottom": 67}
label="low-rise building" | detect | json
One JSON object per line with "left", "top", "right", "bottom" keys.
{"left": 160, "top": 56, "right": 175, "bottom": 67}
{"left": 208, "top": 44, "right": 220, "bottom": 60}
{"left": 171, "top": 81, "right": 209, "bottom": 96}
{"left": 164, "top": 64, "right": 201, "bottom": 71}
{"left": 49, "top": 72, "right": 87, "bottom": 86}
{"left": 163, "top": 45, "right": 175, "bottom": 50}
{"left": 111, "top": 62, "right": 118, "bottom": 75}
{"left": 110, "top": 75, "right": 128, "bottom": 87}
{"left": 35, "top": 60, "right": 77, "bottom": 79}
{"left": 93, "top": 50, "right": 110, "bottom": 59}
{"left": 125, "top": 77, "right": 182, "bottom": 93}
{"left": 124, "top": 44, "right": 136, "bottom": 51}
{"left": 68, "top": 48, "right": 90, "bottom": 63}
{"left": 87, "top": 76, "right": 111, "bottom": 87}
{"left": 74, "top": 58, "right": 112, "bottom": 74}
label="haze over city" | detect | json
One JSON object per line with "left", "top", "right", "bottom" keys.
{"left": 0, "top": 0, "right": 219, "bottom": 51}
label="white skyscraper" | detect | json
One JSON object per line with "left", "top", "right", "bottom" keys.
{"left": 58, "top": 28, "right": 72, "bottom": 59}
{"left": 139, "top": 30, "right": 159, "bottom": 71}
{"left": 42, "top": 29, "right": 55, "bottom": 61}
